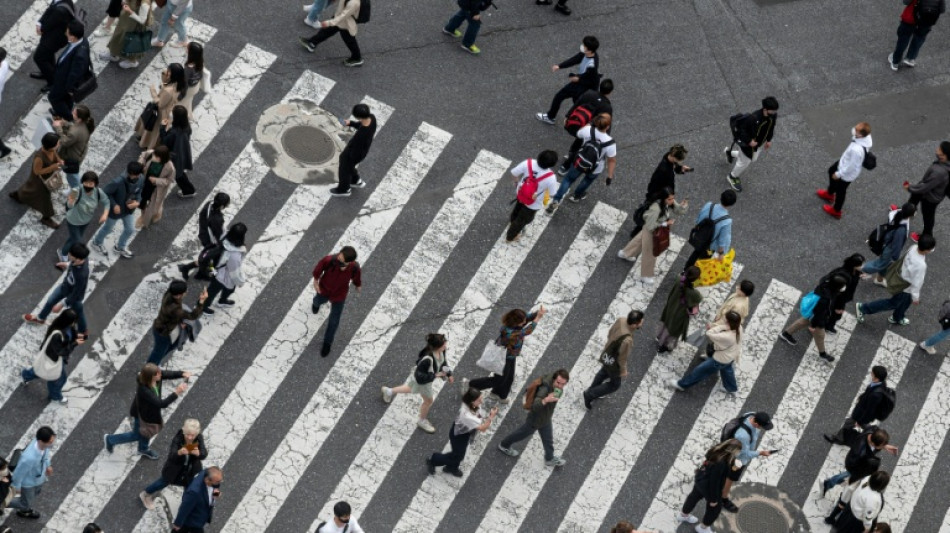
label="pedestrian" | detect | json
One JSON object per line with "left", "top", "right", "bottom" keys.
{"left": 0, "top": 47, "right": 10, "bottom": 160}
{"left": 719, "top": 412, "right": 774, "bottom": 513}
{"left": 710, "top": 280, "right": 754, "bottom": 328}
{"left": 0, "top": 457, "right": 11, "bottom": 510}
{"left": 816, "top": 122, "right": 872, "bottom": 218}
{"left": 497, "top": 368, "right": 570, "bottom": 467}
{"left": 822, "top": 426, "right": 898, "bottom": 497}
{"left": 546, "top": 114, "right": 616, "bottom": 213}
{"left": 9, "top": 132, "right": 64, "bottom": 229}
{"left": 468, "top": 306, "right": 547, "bottom": 404}
{"left": 684, "top": 190, "right": 736, "bottom": 270}
{"left": 328, "top": 104, "right": 376, "bottom": 197}
{"left": 178, "top": 192, "right": 230, "bottom": 279}
{"left": 670, "top": 311, "right": 742, "bottom": 394}
{"left": 856, "top": 234, "right": 935, "bottom": 326}
{"left": 889, "top": 0, "right": 945, "bottom": 70}
{"left": 724, "top": 96, "right": 779, "bottom": 192}
{"left": 822, "top": 254, "right": 865, "bottom": 334}
{"left": 558, "top": 78, "right": 614, "bottom": 173}
{"left": 903, "top": 140, "right": 950, "bottom": 239}
{"left": 297, "top": 0, "right": 364, "bottom": 67}
{"left": 304, "top": 0, "right": 338, "bottom": 29}
{"left": 202, "top": 223, "right": 247, "bottom": 315}
{"left": 46, "top": 20, "right": 90, "bottom": 118}
{"left": 152, "top": 0, "right": 195, "bottom": 48}
{"left": 381, "top": 333, "right": 453, "bottom": 433}
{"left": 148, "top": 280, "right": 207, "bottom": 365}
{"left": 830, "top": 471, "right": 890, "bottom": 533}
{"left": 506, "top": 150, "right": 560, "bottom": 243}
{"left": 83, "top": 524, "right": 104, "bottom": 533}
{"left": 861, "top": 203, "right": 915, "bottom": 287}
{"left": 179, "top": 43, "right": 213, "bottom": 118}
{"left": 137, "top": 64, "right": 187, "bottom": 150}
{"left": 675, "top": 438, "right": 743, "bottom": 532}
{"left": 161, "top": 105, "right": 196, "bottom": 197}
{"left": 919, "top": 298, "right": 950, "bottom": 355}
{"left": 136, "top": 145, "right": 175, "bottom": 229}
{"left": 31, "top": 0, "right": 75, "bottom": 88}
{"left": 53, "top": 104, "right": 94, "bottom": 188}
{"left": 315, "top": 501, "right": 365, "bottom": 533}
{"left": 616, "top": 188, "right": 689, "bottom": 286}
{"left": 536, "top": 36, "right": 600, "bottom": 125}
{"left": 90, "top": 161, "right": 144, "bottom": 259}
{"left": 442, "top": 0, "right": 492, "bottom": 55}
{"left": 825, "top": 366, "right": 892, "bottom": 446}
{"left": 426, "top": 387, "right": 498, "bottom": 476}
{"left": 97, "top": 0, "right": 123, "bottom": 36}
{"left": 311, "top": 246, "right": 362, "bottom": 356}
{"left": 104, "top": 363, "right": 192, "bottom": 460}
{"left": 656, "top": 266, "right": 703, "bottom": 353}
{"left": 780, "top": 272, "right": 849, "bottom": 362}
{"left": 59, "top": 172, "right": 108, "bottom": 264}
{"left": 139, "top": 418, "right": 207, "bottom": 510}
{"left": 582, "top": 310, "right": 643, "bottom": 410}
{"left": 7, "top": 426, "right": 56, "bottom": 519}
{"left": 23, "top": 243, "right": 91, "bottom": 338}
{"left": 646, "top": 144, "right": 692, "bottom": 198}
{"left": 173, "top": 466, "right": 222, "bottom": 532}
{"left": 21, "top": 309, "right": 83, "bottom": 404}
{"left": 534, "top": 0, "right": 572, "bottom": 15}
{"left": 101, "top": 0, "right": 155, "bottom": 69}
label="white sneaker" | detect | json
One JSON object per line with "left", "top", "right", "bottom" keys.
{"left": 668, "top": 379, "right": 684, "bottom": 392}
{"left": 304, "top": 17, "right": 321, "bottom": 29}
{"left": 617, "top": 250, "right": 635, "bottom": 262}
{"left": 695, "top": 525, "right": 714, "bottom": 533}
{"left": 888, "top": 53, "right": 899, "bottom": 71}
{"left": 381, "top": 386, "right": 393, "bottom": 404}
{"left": 303, "top": 3, "right": 312, "bottom": 11}
{"left": 920, "top": 341, "right": 937, "bottom": 355}
{"left": 99, "top": 51, "right": 120, "bottom": 62}
{"left": 94, "top": 27, "right": 113, "bottom": 38}
{"left": 351, "top": 179, "right": 366, "bottom": 188}
{"left": 91, "top": 242, "right": 108, "bottom": 256}
{"left": 150, "top": 38, "right": 163, "bottom": 47}
{"left": 675, "top": 512, "right": 699, "bottom": 524}
{"left": 639, "top": 277, "right": 654, "bottom": 286}
{"left": 417, "top": 419, "right": 436, "bottom": 433}
{"left": 139, "top": 491, "right": 155, "bottom": 510}
{"left": 114, "top": 245, "right": 134, "bottom": 259}
{"left": 902, "top": 58, "right": 916, "bottom": 67}
{"left": 119, "top": 59, "right": 139, "bottom": 69}
{"left": 545, "top": 456, "right": 566, "bottom": 467}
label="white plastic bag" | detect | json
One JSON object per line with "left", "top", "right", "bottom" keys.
{"left": 476, "top": 340, "right": 506, "bottom": 375}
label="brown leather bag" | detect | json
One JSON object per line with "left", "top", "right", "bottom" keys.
{"left": 652, "top": 226, "right": 671, "bottom": 256}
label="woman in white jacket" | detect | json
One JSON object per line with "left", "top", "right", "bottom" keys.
{"left": 832, "top": 470, "right": 890, "bottom": 533}
{"left": 202, "top": 223, "right": 246, "bottom": 316}
{"left": 669, "top": 311, "right": 742, "bottom": 393}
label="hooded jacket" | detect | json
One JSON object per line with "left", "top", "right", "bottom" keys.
{"left": 908, "top": 160, "right": 950, "bottom": 204}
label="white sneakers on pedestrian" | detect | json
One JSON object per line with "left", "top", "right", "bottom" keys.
{"left": 888, "top": 53, "right": 899, "bottom": 71}
{"left": 535, "top": 113, "right": 555, "bottom": 125}
{"left": 304, "top": 17, "right": 321, "bottom": 29}
{"left": 617, "top": 250, "right": 635, "bottom": 262}
{"left": 417, "top": 419, "right": 436, "bottom": 433}
{"left": 675, "top": 512, "right": 699, "bottom": 524}
{"left": 497, "top": 443, "right": 519, "bottom": 457}
{"left": 638, "top": 277, "right": 654, "bottom": 287}
{"left": 668, "top": 379, "right": 684, "bottom": 392}
{"left": 902, "top": 58, "right": 916, "bottom": 67}
{"left": 545, "top": 456, "right": 566, "bottom": 467}
{"left": 99, "top": 51, "right": 120, "bottom": 62}
{"left": 119, "top": 59, "right": 139, "bottom": 69}
{"left": 695, "top": 525, "right": 714, "bottom": 533}
{"left": 919, "top": 341, "right": 936, "bottom": 355}
{"left": 139, "top": 491, "right": 155, "bottom": 510}
{"left": 381, "top": 386, "right": 394, "bottom": 404}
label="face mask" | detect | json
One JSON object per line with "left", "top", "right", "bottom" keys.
{"left": 580, "top": 44, "right": 586, "bottom": 53}
{"left": 83, "top": 186, "right": 94, "bottom": 193}
{"left": 851, "top": 127, "right": 857, "bottom": 137}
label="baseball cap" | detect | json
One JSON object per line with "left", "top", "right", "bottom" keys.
{"left": 753, "top": 412, "right": 774, "bottom": 430}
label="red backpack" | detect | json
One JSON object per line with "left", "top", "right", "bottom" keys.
{"left": 516, "top": 160, "right": 554, "bottom": 206}
{"left": 564, "top": 104, "right": 594, "bottom": 136}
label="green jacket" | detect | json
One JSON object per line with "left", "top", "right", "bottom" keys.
{"left": 528, "top": 373, "right": 560, "bottom": 429}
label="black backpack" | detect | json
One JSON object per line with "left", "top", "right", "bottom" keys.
{"left": 867, "top": 220, "right": 899, "bottom": 256}
{"left": 860, "top": 146, "right": 877, "bottom": 170}
{"left": 728, "top": 113, "right": 750, "bottom": 142}
{"left": 574, "top": 125, "right": 615, "bottom": 172}
{"left": 353, "top": 0, "right": 370, "bottom": 23}
{"left": 632, "top": 200, "right": 651, "bottom": 228}
{"left": 915, "top": 0, "right": 942, "bottom": 25}
{"left": 688, "top": 204, "right": 729, "bottom": 252}
{"left": 874, "top": 386, "right": 897, "bottom": 421}
{"left": 598, "top": 334, "right": 631, "bottom": 369}
{"left": 195, "top": 243, "right": 225, "bottom": 281}
{"left": 720, "top": 412, "right": 755, "bottom": 442}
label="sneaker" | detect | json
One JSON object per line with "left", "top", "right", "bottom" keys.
{"left": 855, "top": 303, "right": 866, "bottom": 323}
{"left": 351, "top": 179, "right": 366, "bottom": 188}
{"left": 888, "top": 316, "right": 910, "bottom": 326}
{"left": 218, "top": 298, "right": 235, "bottom": 307}
{"left": 920, "top": 341, "right": 937, "bottom": 355}
{"left": 902, "top": 58, "right": 916, "bottom": 68}
{"left": 304, "top": 17, "right": 321, "bottom": 29}
{"left": 320, "top": 344, "right": 331, "bottom": 357}
{"left": 569, "top": 193, "right": 587, "bottom": 203}
{"left": 138, "top": 449, "right": 160, "bottom": 460}
{"left": 444, "top": 467, "right": 464, "bottom": 477}
{"left": 617, "top": 249, "right": 634, "bottom": 262}
{"left": 727, "top": 174, "right": 742, "bottom": 192}
{"left": 717, "top": 383, "right": 736, "bottom": 395}
{"left": 695, "top": 525, "right": 714, "bottom": 533}
{"left": 825, "top": 325, "right": 837, "bottom": 335}
{"left": 535, "top": 112, "right": 555, "bottom": 125}
{"left": 99, "top": 51, "right": 120, "bottom": 62}
{"left": 93, "top": 27, "right": 113, "bottom": 38}
{"left": 104, "top": 434, "right": 114, "bottom": 453}
{"left": 545, "top": 201, "right": 560, "bottom": 214}
{"left": 460, "top": 44, "right": 481, "bottom": 55}
{"left": 343, "top": 57, "right": 364, "bottom": 67}
{"left": 299, "top": 37, "right": 316, "bottom": 53}
{"left": 553, "top": 3, "right": 571, "bottom": 14}
{"left": 489, "top": 393, "right": 510, "bottom": 404}
{"left": 816, "top": 189, "right": 835, "bottom": 202}
{"left": 639, "top": 277, "right": 654, "bottom": 287}
{"left": 57, "top": 250, "right": 68, "bottom": 263}
{"left": 381, "top": 386, "right": 393, "bottom": 404}
{"left": 668, "top": 379, "right": 685, "bottom": 392}
{"left": 16, "top": 509, "right": 40, "bottom": 519}
{"left": 888, "top": 53, "right": 899, "bottom": 71}
{"left": 723, "top": 146, "right": 735, "bottom": 164}
{"left": 177, "top": 190, "right": 197, "bottom": 198}
{"left": 497, "top": 443, "right": 519, "bottom": 457}
{"left": 329, "top": 187, "right": 352, "bottom": 197}
{"left": 23, "top": 314, "right": 46, "bottom": 325}
{"left": 442, "top": 28, "right": 462, "bottom": 38}
{"left": 52, "top": 397, "right": 68, "bottom": 404}
{"left": 676, "top": 512, "right": 699, "bottom": 524}
{"left": 822, "top": 204, "right": 843, "bottom": 219}
{"left": 425, "top": 456, "right": 436, "bottom": 475}
{"left": 140, "top": 491, "right": 155, "bottom": 510}
{"left": 779, "top": 331, "right": 798, "bottom": 346}
{"left": 545, "top": 456, "right": 567, "bottom": 467}
{"left": 506, "top": 233, "right": 521, "bottom": 243}
{"left": 202, "top": 307, "right": 215, "bottom": 315}
{"left": 417, "top": 419, "right": 436, "bottom": 433}
{"left": 118, "top": 59, "right": 139, "bottom": 69}
{"left": 910, "top": 232, "right": 920, "bottom": 243}
{"left": 114, "top": 245, "right": 134, "bottom": 258}
{"left": 582, "top": 390, "right": 592, "bottom": 410}
{"left": 721, "top": 498, "right": 739, "bottom": 513}
{"left": 818, "top": 351, "right": 836, "bottom": 362}
{"left": 150, "top": 37, "right": 164, "bottom": 47}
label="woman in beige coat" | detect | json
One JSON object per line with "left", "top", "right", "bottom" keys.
{"left": 670, "top": 310, "right": 742, "bottom": 393}
{"left": 180, "top": 43, "right": 212, "bottom": 119}
{"left": 298, "top": 0, "right": 364, "bottom": 67}
{"left": 617, "top": 187, "right": 688, "bottom": 285}
{"left": 136, "top": 146, "right": 175, "bottom": 229}
{"left": 136, "top": 64, "right": 187, "bottom": 150}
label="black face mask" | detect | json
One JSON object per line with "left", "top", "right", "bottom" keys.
{"left": 83, "top": 186, "right": 95, "bottom": 193}
{"left": 128, "top": 176, "right": 139, "bottom": 183}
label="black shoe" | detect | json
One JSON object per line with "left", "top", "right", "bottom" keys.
{"left": 818, "top": 352, "right": 835, "bottom": 362}
{"left": 569, "top": 193, "right": 587, "bottom": 203}
{"left": 444, "top": 467, "right": 464, "bottom": 477}
{"left": 0, "top": 147, "right": 11, "bottom": 160}
{"left": 320, "top": 344, "right": 331, "bottom": 357}
{"left": 29, "top": 72, "right": 46, "bottom": 80}
{"left": 721, "top": 498, "right": 739, "bottom": 513}
{"left": 554, "top": 2, "right": 571, "bottom": 14}
{"left": 823, "top": 433, "right": 841, "bottom": 445}
{"left": 825, "top": 325, "right": 837, "bottom": 334}
{"left": 299, "top": 37, "right": 316, "bottom": 53}
{"left": 657, "top": 345, "right": 670, "bottom": 354}
{"left": 16, "top": 509, "right": 41, "bottom": 519}
{"left": 824, "top": 516, "right": 835, "bottom": 525}
{"left": 329, "top": 187, "right": 352, "bottom": 197}
{"left": 779, "top": 331, "right": 797, "bottom": 346}
{"left": 426, "top": 456, "right": 436, "bottom": 475}
{"left": 218, "top": 298, "right": 235, "bottom": 307}
{"left": 203, "top": 307, "right": 215, "bottom": 315}
{"left": 582, "top": 391, "right": 592, "bottom": 410}
{"left": 40, "top": 85, "right": 52, "bottom": 94}
{"left": 177, "top": 264, "right": 190, "bottom": 280}
{"left": 821, "top": 479, "right": 833, "bottom": 497}
{"left": 724, "top": 146, "right": 735, "bottom": 164}
{"left": 311, "top": 303, "right": 319, "bottom": 314}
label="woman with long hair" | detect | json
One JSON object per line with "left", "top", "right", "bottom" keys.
{"left": 202, "top": 223, "right": 247, "bottom": 315}
{"left": 161, "top": 105, "right": 196, "bottom": 197}
{"left": 676, "top": 439, "right": 743, "bottom": 533}
{"left": 861, "top": 203, "right": 915, "bottom": 286}
{"left": 617, "top": 187, "right": 688, "bottom": 285}
{"left": 780, "top": 273, "right": 849, "bottom": 362}
{"left": 426, "top": 387, "right": 497, "bottom": 478}
{"left": 467, "top": 306, "right": 547, "bottom": 405}
{"left": 101, "top": 0, "right": 155, "bottom": 69}
{"left": 148, "top": 280, "right": 207, "bottom": 365}
{"left": 381, "top": 333, "right": 453, "bottom": 433}
{"left": 657, "top": 265, "right": 703, "bottom": 353}
{"left": 54, "top": 104, "right": 95, "bottom": 188}
{"left": 179, "top": 43, "right": 213, "bottom": 118}
{"left": 671, "top": 310, "right": 742, "bottom": 393}
{"left": 21, "top": 309, "right": 83, "bottom": 403}
{"left": 136, "top": 64, "right": 187, "bottom": 149}
{"left": 136, "top": 145, "right": 175, "bottom": 229}
{"left": 9, "top": 132, "right": 63, "bottom": 229}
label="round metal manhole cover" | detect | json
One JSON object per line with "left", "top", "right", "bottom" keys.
{"left": 280, "top": 125, "right": 336, "bottom": 165}
{"left": 736, "top": 501, "right": 789, "bottom": 533}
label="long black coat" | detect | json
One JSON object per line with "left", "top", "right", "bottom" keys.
{"left": 160, "top": 430, "right": 208, "bottom": 486}
{"left": 49, "top": 38, "right": 89, "bottom": 100}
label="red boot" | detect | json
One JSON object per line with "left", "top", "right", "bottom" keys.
{"left": 816, "top": 189, "right": 836, "bottom": 202}
{"left": 822, "top": 204, "right": 843, "bottom": 218}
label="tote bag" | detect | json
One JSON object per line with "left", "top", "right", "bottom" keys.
{"left": 652, "top": 226, "right": 671, "bottom": 256}
{"left": 32, "top": 331, "right": 64, "bottom": 381}
{"left": 476, "top": 339, "right": 507, "bottom": 375}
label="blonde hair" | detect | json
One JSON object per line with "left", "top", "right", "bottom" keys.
{"left": 182, "top": 418, "right": 201, "bottom": 434}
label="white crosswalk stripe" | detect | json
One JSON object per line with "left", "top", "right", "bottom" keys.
{"left": 0, "top": 0, "right": 61, "bottom": 72}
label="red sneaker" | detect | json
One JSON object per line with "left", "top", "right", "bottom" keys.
{"left": 822, "top": 204, "right": 843, "bottom": 218}
{"left": 910, "top": 232, "right": 920, "bottom": 242}
{"left": 23, "top": 314, "right": 46, "bottom": 325}
{"left": 816, "top": 189, "right": 836, "bottom": 202}
{"left": 889, "top": 204, "right": 899, "bottom": 210}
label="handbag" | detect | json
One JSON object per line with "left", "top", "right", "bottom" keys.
{"left": 799, "top": 292, "right": 820, "bottom": 319}
{"left": 476, "top": 339, "right": 507, "bottom": 375}
{"left": 135, "top": 390, "right": 163, "bottom": 438}
{"left": 32, "top": 331, "right": 65, "bottom": 381}
{"left": 140, "top": 102, "right": 159, "bottom": 132}
{"left": 695, "top": 249, "right": 735, "bottom": 287}
{"left": 42, "top": 170, "right": 65, "bottom": 192}
{"left": 122, "top": 1, "right": 155, "bottom": 56}
{"left": 652, "top": 226, "right": 670, "bottom": 256}
{"left": 72, "top": 62, "right": 98, "bottom": 103}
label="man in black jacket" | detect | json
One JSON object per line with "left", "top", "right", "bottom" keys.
{"left": 724, "top": 96, "right": 778, "bottom": 192}
{"left": 331, "top": 103, "right": 377, "bottom": 197}
{"left": 443, "top": 0, "right": 493, "bottom": 55}
{"left": 825, "top": 366, "right": 891, "bottom": 446}
{"left": 47, "top": 20, "right": 90, "bottom": 118}
{"left": 32, "top": 0, "right": 76, "bottom": 88}
{"left": 822, "top": 426, "right": 898, "bottom": 524}
{"left": 536, "top": 36, "right": 600, "bottom": 125}
{"left": 558, "top": 78, "right": 613, "bottom": 174}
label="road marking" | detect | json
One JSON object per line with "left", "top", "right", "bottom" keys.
{"left": 393, "top": 202, "right": 628, "bottom": 533}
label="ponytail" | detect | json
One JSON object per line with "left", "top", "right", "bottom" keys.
{"left": 75, "top": 105, "right": 96, "bottom": 134}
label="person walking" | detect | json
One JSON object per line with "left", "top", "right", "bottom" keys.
{"left": 856, "top": 234, "right": 935, "bottom": 326}
{"left": 202, "top": 223, "right": 247, "bottom": 315}
{"left": 861, "top": 203, "right": 915, "bottom": 287}
{"left": 161, "top": 106, "right": 196, "bottom": 197}
{"left": 381, "top": 333, "right": 452, "bottom": 433}
{"left": 646, "top": 144, "right": 692, "bottom": 198}
{"left": 101, "top": 0, "right": 154, "bottom": 69}
{"left": 442, "top": 0, "right": 492, "bottom": 55}
{"left": 7, "top": 426, "right": 57, "bottom": 519}
{"left": 831, "top": 471, "right": 891, "bottom": 533}
{"left": 710, "top": 280, "right": 754, "bottom": 328}
{"left": 822, "top": 254, "right": 865, "bottom": 334}
{"left": 889, "top": 0, "right": 946, "bottom": 70}
{"left": 903, "top": 141, "right": 950, "bottom": 238}
{"left": 97, "top": 0, "right": 123, "bottom": 37}
{"left": 139, "top": 418, "right": 207, "bottom": 510}
{"left": 59, "top": 172, "right": 107, "bottom": 264}
{"left": 311, "top": 246, "right": 362, "bottom": 356}
{"left": 21, "top": 309, "right": 83, "bottom": 404}
{"left": 304, "top": 0, "right": 338, "bottom": 29}
{"left": 315, "top": 501, "right": 365, "bottom": 533}
{"left": 178, "top": 192, "right": 230, "bottom": 279}
{"left": 136, "top": 145, "right": 175, "bottom": 229}
{"left": 148, "top": 280, "right": 207, "bottom": 365}
{"left": 104, "top": 363, "right": 191, "bottom": 460}
{"left": 506, "top": 150, "right": 559, "bottom": 243}
{"left": 616, "top": 188, "right": 688, "bottom": 285}
{"left": 822, "top": 426, "right": 898, "bottom": 497}
{"left": 173, "top": 466, "right": 222, "bottom": 532}
{"left": 468, "top": 306, "right": 547, "bottom": 404}
{"left": 656, "top": 266, "right": 703, "bottom": 353}
{"left": 546, "top": 114, "right": 616, "bottom": 212}
{"left": 426, "top": 387, "right": 497, "bottom": 477}
{"left": 684, "top": 190, "right": 736, "bottom": 270}
{"left": 724, "top": 97, "right": 779, "bottom": 192}
{"left": 298, "top": 0, "right": 364, "bottom": 67}
{"left": 670, "top": 311, "right": 742, "bottom": 394}
{"left": 46, "top": 20, "right": 90, "bottom": 118}
{"left": 90, "top": 161, "right": 144, "bottom": 258}
{"left": 9, "top": 132, "right": 63, "bottom": 229}
{"left": 329, "top": 104, "right": 376, "bottom": 197}
{"left": 53, "top": 104, "right": 94, "bottom": 188}
{"left": 719, "top": 412, "right": 774, "bottom": 513}
{"left": 825, "top": 366, "right": 892, "bottom": 446}
{"left": 179, "top": 43, "right": 212, "bottom": 118}
{"left": 582, "top": 310, "right": 643, "bottom": 410}
{"left": 31, "top": 0, "right": 76, "bottom": 89}
{"left": 675, "top": 438, "right": 743, "bottom": 532}
{"left": 558, "top": 78, "right": 614, "bottom": 173}
{"left": 919, "top": 299, "right": 950, "bottom": 355}
{"left": 152, "top": 0, "right": 195, "bottom": 48}
{"left": 497, "top": 368, "right": 570, "bottom": 467}
{"left": 536, "top": 36, "right": 600, "bottom": 125}
{"left": 816, "top": 122, "right": 872, "bottom": 218}
{"left": 780, "top": 272, "right": 848, "bottom": 362}
{"left": 23, "top": 243, "right": 91, "bottom": 340}
{"left": 137, "top": 64, "right": 187, "bottom": 150}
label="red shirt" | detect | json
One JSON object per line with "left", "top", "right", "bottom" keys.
{"left": 313, "top": 255, "right": 361, "bottom": 302}
{"left": 902, "top": 0, "right": 917, "bottom": 24}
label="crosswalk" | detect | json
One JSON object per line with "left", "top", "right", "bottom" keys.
{"left": 2, "top": 10, "right": 950, "bottom": 533}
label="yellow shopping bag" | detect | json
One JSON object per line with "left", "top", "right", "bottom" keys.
{"left": 695, "top": 249, "right": 735, "bottom": 287}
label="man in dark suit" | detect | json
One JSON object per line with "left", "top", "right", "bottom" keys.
{"left": 173, "top": 467, "right": 223, "bottom": 533}
{"left": 824, "top": 365, "right": 891, "bottom": 446}
{"left": 32, "top": 0, "right": 76, "bottom": 88}
{"left": 48, "top": 20, "right": 89, "bottom": 119}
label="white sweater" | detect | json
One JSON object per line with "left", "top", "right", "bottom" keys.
{"left": 901, "top": 245, "right": 927, "bottom": 301}
{"left": 844, "top": 477, "right": 884, "bottom": 529}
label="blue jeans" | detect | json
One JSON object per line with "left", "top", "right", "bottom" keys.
{"left": 676, "top": 358, "right": 738, "bottom": 392}
{"left": 8, "top": 485, "right": 42, "bottom": 511}
{"left": 892, "top": 21, "right": 932, "bottom": 63}
{"left": 923, "top": 328, "right": 950, "bottom": 348}
{"left": 106, "top": 417, "right": 150, "bottom": 452}
{"left": 553, "top": 166, "right": 600, "bottom": 202}
{"left": 860, "top": 292, "right": 913, "bottom": 322}
{"left": 144, "top": 477, "right": 169, "bottom": 494}
{"left": 65, "top": 172, "right": 81, "bottom": 189}
{"left": 306, "top": 0, "right": 329, "bottom": 23}
{"left": 444, "top": 9, "right": 481, "bottom": 47}
{"left": 147, "top": 328, "right": 175, "bottom": 366}
{"left": 61, "top": 221, "right": 88, "bottom": 258}
{"left": 824, "top": 470, "right": 850, "bottom": 491}
{"left": 94, "top": 214, "right": 135, "bottom": 250}
{"left": 312, "top": 294, "right": 345, "bottom": 349}
{"left": 37, "top": 284, "right": 88, "bottom": 333}
{"left": 862, "top": 247, "right": 896, "bottom": 275}
{"left": 155, "top": 3, "right": 193, "bottom": 44}
{"left": 22, "top": 365, "right": 67, "bottom": 401}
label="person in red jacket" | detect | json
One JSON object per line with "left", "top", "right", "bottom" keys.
{"left": 889, "top": 0, "right": 946, "bottom": 70}
{"left": 312, "top": 246, "right": 362, "bottom": 357}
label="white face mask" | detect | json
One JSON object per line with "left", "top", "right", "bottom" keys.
{"left": 580, "top": 44, "right": 586, "bottom": 53}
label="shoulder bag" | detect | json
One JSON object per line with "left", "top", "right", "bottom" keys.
{"left": 32, "top": 331, "right": 65, "bottom": 381}
{"left": 476, "top": 338, "right": 506, "bottom": 375}
{"left": 121, "top": 1, "right": 154, "bottom": 56}
{"left": 42, "top": 170, "right": 65, "bottom": 192}
{"left": 652, "top": 225, "right": 671, "bottom": 256}
{"left": 136, "top": 391, "right": 164, "bottom": 438}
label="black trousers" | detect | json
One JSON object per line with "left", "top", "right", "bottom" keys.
{"left": 33, "top": 41, "right": 62, "bottom": 84}
{"left": 336, "top": 155, "right": 362, "bottom": 193}
{"left": 682, "top": 486, "right": 723, "bottom": 526}
{"left": 470, "top": 356, "right": 515, "bottom": 399}
{"left": 205, "top": 277, "right": 235, "bottom": 307}
{"left": 684, "top": 247, "right": 712, "bottom": 270}
{"left": 827, "top": 162, "right": 851, "bottom": 212}
{"left": 176, "top": 172, "right": 197, "bottom": 196}
{"left": 507, "top": 202, "right": 536, "bottom": 241}
{"left": 430, "top": 425, "right": 472, "bottom": 470}
{"left": 908, "top": 193, "right": 938, "bottom": 236}
{"left": 585, "top": 366, "right": 621, "bottom": 400}
{"left": 48, "top": 92, "right": 74, "bottom": 120}
{"left": 307, "top": 27, "right": 362, "bottom": 60}
{"left": 545, "top": 83, "right": 586, "bottom": 120}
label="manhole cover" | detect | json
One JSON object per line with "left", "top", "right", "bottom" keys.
{"left": 281, "top": 125, "right": 336, "bottom": 165}
{"left": 736, "top": 501, "right": 788, "bottom": 533}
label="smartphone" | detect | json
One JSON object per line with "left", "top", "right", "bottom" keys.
{"left": 553, "top": 388, "right": 563, "bottom": 399}
{"left": 769, "top": 449, "right": 781, "bottom": 454}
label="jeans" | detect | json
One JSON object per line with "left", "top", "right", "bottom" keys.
{"left": 155, "top": 3, "right": 193, "bottom": 44}
{"left": 507, "top": 203, "right": 536, "bottom": 241}
{"left": 61, "top": 221, "right": 88, "bottom": 258}
{"left": 545, "top": 83, "right": 585, "bottom": 120}
{"left": 38, "top": 284, "right": 88, "bottom": 333}
{"left": 22, "top": 365, "right": 67, "bottom": 401}
{"left": 909, "top": 193, "right": 938, "bottom": 236}
{"left": 312, "top": 294, "right": 345, "bottom": 349}
{"left": 8, "top": 484, "right": 42, "bottom": 511}
{"left": 307, "top": 26, "right": 361, "bottom": 61}
{"left": 469, "top": 356, "right": 516, "bottom": 399}
{"left": 728, "top": 145, "right": 759, "bottom": 178}
{"left": 144, "top": 477, "right": 169, "bottom": 494}
{"left": 677, "top": 358, "right": 737, "bottom": 392}
{"left": 923, "top": 328, "right": 950, "bottom": 348}
{"left": 682, "top": 485, "right": 723, "bottom": 526}
{"left": 862, "top": 245, "right": 897, "bottom": 275}
{"left": 94, "top": 213, "right": 136, "bottom": 250}
{"left": 147, "top": 328, "right": 175, "bottom": 366}
{"left": 305, "top": 0, "right": 329, "bottom": 23}
{"left": 892, "top": 21, "right": 932, "bottom": 63}
{"left": 824, "top": 470, "right": 850, "bottom": 490}
{"left": 500, "top": 418, "right": 555, "bottom": 461}
{"left": 430, "top": 425, "right": 472, "bottom": 471}
{"left": 444, "top": 9, "right": 481, "bottom": 47}
{"left": 860, "top": 292, "right": 913, "bottom": 322}
{"left": 586, "top": 366, "right": 621, "bottom": 400}
{"left": 205, "top": 278, "right": 235, "bottom": 308}
{"left": 105, "top": 417, "right": 150, "bottom": 452}
{"left": 553, "top": 166, "right": 599, "bottom": 202}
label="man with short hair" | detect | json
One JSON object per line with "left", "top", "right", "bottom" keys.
{"left": 31, "top": 0, "right": 77, "bottom": 88}
{"left": 173, "top": 466, "right": 223, "bottom": 532}
{"left": 498, "top": 368, "right": 570, "bottom": 467}
{"left": 8, "top": 426, "right": 57, "bottom": 519}
{"left": 856, "top": 234, "right": 935, "bottom": 326}
{"left": 330, "top": 104, "right": 377, "bottom": 197}
{"left": 312, "top": 246, "right": 362, "bottom": 357}
{"left": 720, "top": 412, "right": 773, "bottom": 513}
{"left": 582, "top": 310, "right": 643, "bottom": 409}
{"left": 904, "top": 140, "right": 950, "bottom": 238}
{"left": 547, "top": 113, "right": 616, "bottom": 214}
{"left": 822, "top": 427, "right": 898, "bottom": 498}
{"left": 724, "top": 96, "right": 779, "bottom": 192}
{"left": 559, "top": 78, "right": 613, "bottom": 174}
{"left": 889, "top": 0, "right": 946, "bottom": 70}
{"left": 90, "top": 161, "right": 144, "bottom": 258}
{"left": 817, "top": 122, "right": 873, "bottom": 218}
{"left": 316, "top": 501, "right": 366, "bottom": 533}
{"left": 684, "top": 189, "right": 736, "bottom": 270}
{"left": 47, "top": 20, "right": 89, "bottom": 117}
{"left": 60, "top": 172, "right": 108, "bottom": 264}
{"left": 825, "top": 366, "right": 891, "bottom": 445}
{"left": 536, "top": 36, "right": 601, "bottom": 125}
{"left": 23, "top": 243, "right": 91, "bottom": 338}
{"left": 506, "top": 150, "right": 560, "bottom": 243}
